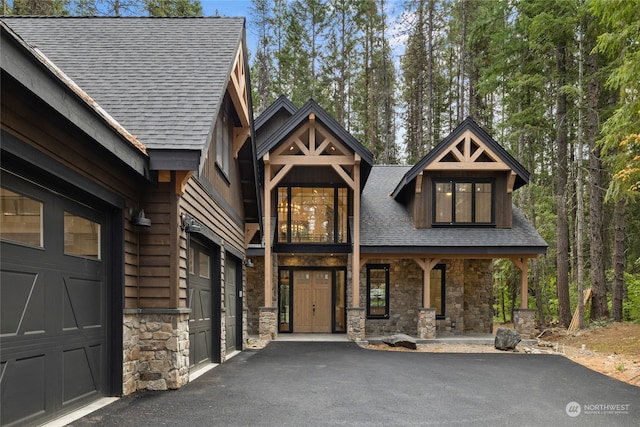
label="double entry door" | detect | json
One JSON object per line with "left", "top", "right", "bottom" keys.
{"left": 279, "top": 269, "right": 346, "bottom": 333}
{"left": 293, "top": 271, "right": 332, "bottom": 333}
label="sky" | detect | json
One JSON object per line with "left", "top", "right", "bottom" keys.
{"left": 200, "top": 0, "right": 252, "bottom": 18}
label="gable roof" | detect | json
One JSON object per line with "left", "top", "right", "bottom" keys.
{"left": 256, "top": 98, "right": 374, "bottom": 188}
{"left": 1, "top": 21, "right": 149, "bottom": 177}
{"left": 362, "top": 166, "right": 547, "bottom": 254}
{"left": 1, "top": 16, "right": 246, "bottom": 171}
{"left": 254, "top": 95, "right": 298, "bottom": 129}
{"left": 392, "top": 117, "right": 530, "bottom": 200}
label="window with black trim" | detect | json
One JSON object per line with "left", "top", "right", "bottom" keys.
{"left": 433, "top": 179, "right": 494, "bottom": 225}
{"left": 367, "top": 264, "right": 389, "bottom": 318}
{"left": 276, "top": 186, "right": 348, "bottom": 244}
{"left": 215, "top": 105, "right": 230, "bottom": 178}
{"left": 430, "top": 264, "right": 446, "bottom": 318}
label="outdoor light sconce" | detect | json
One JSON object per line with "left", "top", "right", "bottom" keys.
{"left": 130, "top": 208, "right": 151, "bottom": 227}
{"left": 244, "top": 257, "right": 254, "bottom": 268}
{"left": 180, "top": 213, "right": 201, "bottom": 233}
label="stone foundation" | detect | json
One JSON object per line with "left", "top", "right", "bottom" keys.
{"left": 418, "top": 308, "right": 436, "bottom": 339}
{"left": 123, "top": 311, "right": 190, "bottom": 395}
{"left": 259, "top": 306, "right": 278, "bottom": 340}
{"left": 347, "top": 307, "right": 365, "bottom": 341}
{"left": 514, "top": 309, "right": 536, "bottom": 339}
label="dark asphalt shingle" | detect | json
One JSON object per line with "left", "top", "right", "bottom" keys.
{"left": 361, "top": 166, "right": 548, "bottom": 253}
{"left": 2, "top": 16, "right": 244, "bottom": 151}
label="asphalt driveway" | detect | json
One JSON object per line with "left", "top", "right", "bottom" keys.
{"left": 69, "top": 342, "right": 639, "bottom": 427}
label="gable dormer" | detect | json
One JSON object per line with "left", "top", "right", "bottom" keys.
{"left": 392, "top": 117, "right": 529, "bottom": 229}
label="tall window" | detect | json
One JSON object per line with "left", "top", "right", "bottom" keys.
{"left": 367, "top": 264, "right": 389, "bottom": 319}
{"left": 215, "top": 106, "right": 230, "bottom": 177}
{"left": 430, "top": 264, "right": 446, "bottom": 318}
{"left": 433, "top": 180, "right": 494, "bottom": 225}
{"left": 277, "top": 186, "right": 348, "bottom": 243}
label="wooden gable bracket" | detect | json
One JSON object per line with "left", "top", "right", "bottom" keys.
{"left": 175, "top": 170, "right": 193, "bottom": 195}
{"left": 245, "top": 223, "right": 260, "bottom": 249}
{"left": 233, "top": 126, "right": 251, "bottom": 159}
{"left": 228, "top": 46, "right": 250, "bottom": 127}
{"left": 415, "top": 171, "right": 423, "bottom": 194}
{"left": 427, "top": 129, "right": 511, "bottom": 171}
{"left": 507, "top": 171, "right": 517, "bottom": 194}
{"left": 158, "top": 170, "right": 193, "bottom": 195}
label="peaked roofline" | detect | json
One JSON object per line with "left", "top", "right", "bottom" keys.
{"left": 257, "top": 98, "right": 374, "bottom": 166}
{"left": 391, "top": 116, "right": 530, "bottom": 200}
{"left": 254, "top": 95, "right": 298, "bottom": 130}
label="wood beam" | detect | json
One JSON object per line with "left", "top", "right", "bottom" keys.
{"left": 264, "top": 160, "right": 272, "bottom": 307}
{"left": 510, "top": 257, "right": 529, "bottom": 309}
{"left": 233, "top": 126, "right": 250, "bottom": 159}
{"left": 175, "top": 170, "right": 192, "bottom": 195}
{"left": 352, "top": 157, "right": 361, "bottom": 307}
{"left": 415, "top": 172, "right": 423, "bottom": 194}
{"left": 507, "top": 171, "right": 517, "bottom": 193}
{"left": 268, "top": 154, "right": 355, "bottom": 166}
{"left": 244, "top": 223, "right": 260, "bottom": 249}
{"left": 332, "top": 165, "right": 355, "bottom": 190}
{"left": 228, "top": 46, "right": 250, "bottom": 127}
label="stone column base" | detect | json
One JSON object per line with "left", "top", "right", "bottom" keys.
{"left": 418, "top": 308, "right": 436, "bottom": 339}
{"left": 259, "top": 307, "right": 278, "bottom": 341}
{"left": 514, "top": 309, "right": 535, "bottom": 339}
{"left": 347, "top": 307, "right": 365, "bottom": 341}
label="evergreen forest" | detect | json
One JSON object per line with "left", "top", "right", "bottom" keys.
{"left": 3, "top": 0, "right": 639, "bottom": 329}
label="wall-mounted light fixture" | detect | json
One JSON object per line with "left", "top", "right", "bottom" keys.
{"left": 130, "top": 208, "right": 151, "bottom": 227}
{"left": 180, "top": 213, "right": 201, "bottom": 233}
{"left": 244, "top": 257, "right": 254, "bottom": 268}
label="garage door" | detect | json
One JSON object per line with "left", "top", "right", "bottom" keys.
{"left": 0, "top": 172, "right": 110, "bottom": 426}
{"left": 188, "top": 241, "right": 216, "bottom": 370}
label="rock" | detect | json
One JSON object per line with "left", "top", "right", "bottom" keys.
{"left": 494, "top": 328, "right": 521, "bottom": 351}
{"left": 382, "top": 334, "right": 417, "bottom": 350}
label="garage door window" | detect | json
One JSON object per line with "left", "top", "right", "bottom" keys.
{"left": 0, "top": 187, "right": 43, "bottom": 247}
{"left": 64, "top": 212, "right": 101, "bottom": 260}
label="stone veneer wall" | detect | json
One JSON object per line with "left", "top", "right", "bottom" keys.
{"left": 123, "top": 312, "right": 190, "bottom": 395}
{"left": 463, "top": 259, "right": 494, "bottom": 334}
{"left": 361, "top": 258, "right": 494, "bottom": 336}
{"left": 361, "top": 258, "right": 422, "bottom": 336}
{"left": 246, "top": 256, "right": 265, "bottom": 335}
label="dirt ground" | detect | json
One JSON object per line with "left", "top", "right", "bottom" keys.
{"left": 367, "top": 322, "right": 640, "bottom": 387}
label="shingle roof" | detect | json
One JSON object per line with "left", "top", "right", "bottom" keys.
{"left": 1, "top": 16, "right": 244, "bottom": 153}
{"left": 361, "top": 166, "right": 548, "bottom": 254}
{"left": 392, "top": 117, "right": 530, "bottom": 201}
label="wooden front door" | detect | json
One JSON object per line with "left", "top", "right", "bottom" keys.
{"left": 293, "top": 271, "right": 331, "bottom": 333}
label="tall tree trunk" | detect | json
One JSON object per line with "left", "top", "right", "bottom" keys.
{"left": 587, "top": 64, "right": 608, "bottom": 321}
{"left": 556, "top": 43, "right": 571, "bottom": 328}
{"left": 575, "top": 22, "right": 586, "bottom": 329}
{"left": 612, "top": 199, "right": 626, "bottom": 322}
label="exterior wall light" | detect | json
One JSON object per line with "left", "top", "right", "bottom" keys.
{"left": 130, "top": 208, "right": 151, "bottom": 227}
{"left": 180, "top": 213, "right": 201, "bottom": 233}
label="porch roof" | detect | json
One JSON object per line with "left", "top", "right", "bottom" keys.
{"left": 360, "top": 166, "right": 548, "bottom": 256}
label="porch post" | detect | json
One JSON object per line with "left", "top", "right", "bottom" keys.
{"left": 352, "top": 155, "right": 361, "bottom": 307}
{"left": 510, "top": 257, "right": 535, "bottom": 339}
{"left": 259, "top": 155, "right": 276, "bottom": 340}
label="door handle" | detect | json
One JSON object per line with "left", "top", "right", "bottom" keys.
{"left": 313, "top": 304, "right": 316, "bottom": 316}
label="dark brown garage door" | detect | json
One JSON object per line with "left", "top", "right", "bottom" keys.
{"left": 1, "top": 172, "right": 109, "bottom": 426}
{"left": 188, "top": 241, "right": 217, "bottom": 370}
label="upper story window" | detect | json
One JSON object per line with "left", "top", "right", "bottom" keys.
{"left": 277, "top": 186, "right": 348, "bottom": 244}
{"left": 433, "top": 179, "right": 494, "bottom": 225}
{"left": 215, "top": 105, "right": 231, "bottom": 178}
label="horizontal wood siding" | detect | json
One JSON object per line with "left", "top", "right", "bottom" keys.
{"left": 1, "top": 81, "right": 146, "bottom": 309}
{"left": 138, "top": 189, "right": 175, "bottom": 308}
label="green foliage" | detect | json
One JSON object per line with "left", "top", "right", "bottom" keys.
{"left": 622, "top": 273, "right": 640, "bottom": 321}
